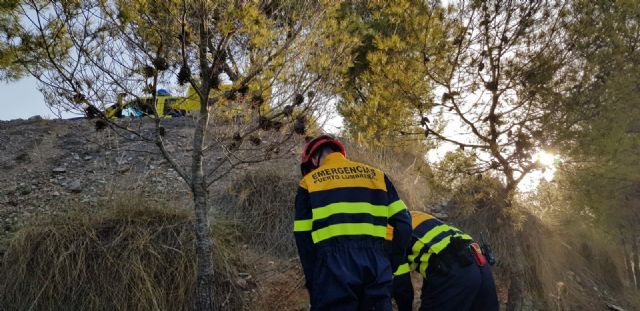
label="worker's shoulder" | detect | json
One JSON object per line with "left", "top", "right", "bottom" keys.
{"left": 298, "top": 176, "right": 309, "bottom": 190}
{"left": 410, "top": 210, "right": 435, "bottom": 220}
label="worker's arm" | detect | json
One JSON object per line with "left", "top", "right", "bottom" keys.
{"left": 392, "top": 271, "right": 414, "bottom": 311}
{"left": 293, "top": 181, "right": 316, "bottom": 293}
{"left": 385, "top": 175, "right": 412, "bottom": 276}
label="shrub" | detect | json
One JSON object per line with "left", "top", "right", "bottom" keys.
{"left": 0, "top": 201, "right": 244, "bottom": 311}
{"left": 345, "top": 141, "right": 434, "bottom": 210}
{"left": 218, "top": 166, "right": 298, "bottom": 258}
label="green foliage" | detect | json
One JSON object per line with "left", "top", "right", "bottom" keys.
{"left": 431, "top": 150, "right": 505, "bottom": 215}
{"left": 331, "top": 0, "right": 574, "bottom": 198}
{"left": 331, "top": 0, "right": 452, "bottom": 147}
{"left": 548, "top": 0, "right": 640, "bottom": 229}
{"left": 1, "top": 0, "right": 74, "bottom": 81}
{"left": 431, "top": 150, "right": 479, "bottom": 193}
{"left": 0, "top": 0, "right": 21, "bottom": 81}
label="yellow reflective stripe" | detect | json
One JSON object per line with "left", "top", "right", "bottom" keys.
{"left": 410, "top": 262, "right": 418, "bottom": 270}
{"left": 456, "top": 233, "right": 473, "bottom": 241}
{"left": 311, "top": 223, "right": 387, "bottom": 243}
{"left": 418, "top": 224, "right": 454, "bottom": 245}
{"left": 294, "top": 219, "right": 312, "bottom": 232}
{"left": 312, "top": 202, "right": 388, "bottom": 220}
{"left": 431, "top": 235, "right": 454, "bottom": 254}
{"left": 414, "top": 234, "right": 474, "bottom": 277}
{"left": 409, "top": 239, "right": 425, "bottom": 262}
{"left": 419, "top": 252, "right": 433, "bottom": 276}
{"left": 388, "top": 200, "right": 407, "bottom": 217}
{"left": 393, "top": 263, "right": 410, "bottom": 276}
{"left": 418, "top": 235, "right": 453, "bottom": 277}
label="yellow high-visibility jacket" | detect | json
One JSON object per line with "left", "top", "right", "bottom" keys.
{"left": 389, "top": 211, "right": 473, "bottom": 278}
{"left": 293, "top": 152, "right": 412, "bottom": 289}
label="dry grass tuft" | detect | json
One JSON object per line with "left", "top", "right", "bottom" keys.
{"left": 345, "top": 141, "right": 434, "bottom": 210}
{"left": 218, "top": 166, "right": 298, "bottom": 258}
{"left": 0, "top": 201, "right": 244, "bottom": 311}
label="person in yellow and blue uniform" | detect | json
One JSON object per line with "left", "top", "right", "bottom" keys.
{"left": 294, "top": 135, "right": 412, "bottom": 311}
{"left": 390, "top": 211, "right": 499, "bottom": 311}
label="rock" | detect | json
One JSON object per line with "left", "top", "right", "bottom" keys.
{"left": 117, "top": 166, "right": 131, "bottom": 174}
{"left": 607, "top": 304, "right": 627, "bottom": 311}
{"left": 83, "top": 155, "right": 93, "bottom": 161}
{"left": 28, "top": 115, "right": 43, "bottom": 121}
{"left": 1, "top": 161, "right": 15, "bottom": 170}
{"left": 236, "top": 273, "right": 253, "bottom": 289}
{"left": 52, "top": 191, "right": 60, "bottom": 196}
{"left": 236, "top": 277, "right": 248, "bottom": 289}
{"left": 72, "top": 153, "right": 81, "bottom": 161}
{"left": 52, "top": 167, "right": 67, "bottom": 173}
{"left": 3, "top": 187, "right": 16, "bottom": 196}
{"left": 433, "top": 212, "right": 449, "bottom": 220}
{"left": 15, "top": 152, "right": 30, "bottom": 163}
{"left": 18, "top": 184, "right": 32, "bottom": 195}
{"left": 64, "top": 180, "right": 82, "bottom": 193}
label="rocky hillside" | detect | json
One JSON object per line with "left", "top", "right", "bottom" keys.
{"left": 2, "top": 118, "right": 636, "bottom": 311}
{"left": 0, "top": 117, "right": 232, "bottom": 237}
{"left": 0, "top": 117, "right": 312, "bottom": 310}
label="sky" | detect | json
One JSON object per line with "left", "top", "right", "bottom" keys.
{"left": 0, "top": 77, "right": 66, "bottom": 120}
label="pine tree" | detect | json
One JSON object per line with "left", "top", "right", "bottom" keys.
{"left": 16, "top": 1, "right": 347, "bottom": 309}
{"left": 331, "top": 0, "right": 452, "bottom": 148}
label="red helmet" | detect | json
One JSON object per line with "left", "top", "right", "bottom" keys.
{"left": 300, "top": 134, "right": 346, "bottom": 175}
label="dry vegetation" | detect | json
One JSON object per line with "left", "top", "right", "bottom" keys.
{"left": 453, "top": 200, "right": 640, "bottom": 310}
{"left": 215, "top": 164, "right": 309, "bottom": 310}
{"left": 345, "top": 142, "right": 435, "bottom": 211}
{"left": 0, "top": 198, "right": 244, "bottom": 311}
{"left": 0, "top": 130, "right": 636, "bottom": 311}
{"left": 218, "top": 165, "right": 299, "bottom": 258}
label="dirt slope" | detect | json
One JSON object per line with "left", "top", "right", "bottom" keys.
{"left": 0, "top": 118, "right": 196, "bottom": 237}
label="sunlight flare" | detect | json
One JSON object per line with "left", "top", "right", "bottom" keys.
{"left": 518, "top": 150, "right": 561, "bottom": 192}
{"left": 535, "top": 150, "right": 557, "bottom": 167}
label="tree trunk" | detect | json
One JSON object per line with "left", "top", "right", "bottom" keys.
{"left": 192, "top": 111, "right": 216, "bottom": 310}
{"left": 632, "top": 235, "right": 640, "bottom": 290}
{"left": 503, "top": 189, "right": 529, "bottom": 311}
{"left": 193, "top": 180, "right": 215, "bottom": 310}
{"left": 620, "top": 232, "right": 634, "bottom": 287}
{"left": 506, "top": 228, "right": 527, "bottom": 311}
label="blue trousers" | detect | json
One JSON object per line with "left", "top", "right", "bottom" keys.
{"left": 420, "top": 258, "right": 499, "bottom": 311}
{"left": 310, "top": 245, "right": 392, "bottom": 311}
